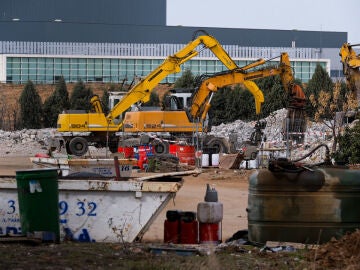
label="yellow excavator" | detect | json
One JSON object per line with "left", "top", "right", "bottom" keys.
{"left": 123, "top": 52, "right": 306, "bottom": 153}
{"left": 339, "top": 42, "right": 360, "bottom": 105}
{"left": 56, "top": 30, "right": 261, "bottom": 156}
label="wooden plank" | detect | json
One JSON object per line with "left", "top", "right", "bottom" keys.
{"left": 219, "top": 153, "right": 244, "bottom": 169}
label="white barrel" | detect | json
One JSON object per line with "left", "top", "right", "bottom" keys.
{"left": 202, "top": 154, "right": 209, "bottom": 167}
{"left": 211, "top": 154, "right": 220, "bottom": 167}
{"left": 249, "top": 159, "right": 258, "bottom": 169}
{"left": 197, "top": 202, "right": 223, "bottom": 223}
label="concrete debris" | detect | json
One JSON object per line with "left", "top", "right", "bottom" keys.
{"left": 210, "top": 108, "right": 335, "bottom": 162}
{"left": 0, "top": 109, "right": 336, "bottom": 160}
{"left": 0, "top": 128, "right": 56, "bottom": 156}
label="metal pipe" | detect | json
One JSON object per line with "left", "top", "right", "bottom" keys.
{"left": 114, "top": 156, "right": 121, "bottom": 181}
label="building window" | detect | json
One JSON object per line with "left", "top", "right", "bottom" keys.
{"left": 5, "top": 56, "right": 329, "bottom": 84}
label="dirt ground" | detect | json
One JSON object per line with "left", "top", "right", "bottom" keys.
{"left": 1, "top": 156, "right": 360, "bottom": 269}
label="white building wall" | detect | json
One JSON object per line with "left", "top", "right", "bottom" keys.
{"left": 0, "top": 55, "right": 6, "bottom": 83}
{"left": 0, "top": 41, "right": 321, "bottom": 59}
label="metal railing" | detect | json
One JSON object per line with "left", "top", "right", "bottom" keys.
{"left": 0, "top": 41, "right": 321, "bottom": 59}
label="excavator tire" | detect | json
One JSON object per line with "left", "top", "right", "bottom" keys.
{"left": 152, "top": 140, "right": 170, "bottom": 156}
{"left": 68, "top": 137, "right": 89, "bottom": 156}
{"left": 206, "top": 138, "right": 229, "bottom": 154}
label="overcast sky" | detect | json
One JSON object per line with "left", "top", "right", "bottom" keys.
{"left": 167, "top": 0, "right": 360, "bottom": 44}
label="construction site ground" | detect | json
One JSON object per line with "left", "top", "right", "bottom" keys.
{"left": 1, "top": 156, "right": 360, "bottom": 269}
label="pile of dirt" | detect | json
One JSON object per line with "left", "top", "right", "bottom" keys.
{"left": 308, "top": 229, "right": 360, "bottom": 269}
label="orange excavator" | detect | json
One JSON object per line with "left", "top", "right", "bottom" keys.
{"left": 57, "top": 30, "right": 244, "bottom": 155}
{"left": 123, "top": 52, "right": 306, "bottom": 153}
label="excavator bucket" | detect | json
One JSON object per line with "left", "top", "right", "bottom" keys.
{"left": 243, "top": 81, "right": 265, "bottom": 114}
{"left": 289, "top": 84, "right": 306, "bottom": 108}
{"left": 219, "top": 152, "right": 244, "bottom": 169}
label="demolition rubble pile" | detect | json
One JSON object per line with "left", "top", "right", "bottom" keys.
{"left": 0, "top": 109, "right": 334, "bottom": 160}
{"left": 210, "top": 108, "right": 334, "bottom": 162}
{"left": 0, "top": 128, "right": 56, "bottom": 156}
{"left": 210, "top": 108, "right": 331, "bottom": 147}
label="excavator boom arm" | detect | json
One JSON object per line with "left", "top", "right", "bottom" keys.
{"left": 105, "top": 34, "right": 239, "bottom": 126}
{"left": 189, "top": 52, "right": 305, "bottom": 121}
{"left": 340, "top": 43, "right": 360, "bottom": 70}
{"left": 339, "top": 43, "right": 360, "bottom": 102}
{"left": 191, "top": 71, "right": 265, "bottom": 120}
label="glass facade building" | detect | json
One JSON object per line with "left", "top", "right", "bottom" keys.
{"left": 5, "top": 56, "right": 328, "bottom": 84}
{"left": 1, "top": 41, "right": 330, "bottom": 84}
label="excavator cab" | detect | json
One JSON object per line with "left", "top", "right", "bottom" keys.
{"left": 169, "top": 88, "right": 194, "bottom": 109}
{"left": 162, "top": 95, "right": 184, "bottom": 111}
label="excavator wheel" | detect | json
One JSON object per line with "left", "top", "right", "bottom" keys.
{"left": 152, "top": 140, "right": 170, "bottom": 156}
{"left": 68, "top": 137, "right": 89, "bottom": 156}
{"left": 206, "top": 138, "right": 229, "bottom": 154}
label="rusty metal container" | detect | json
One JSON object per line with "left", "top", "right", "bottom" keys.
{"left": 0, "top": 176, "right": 183, "bottom": 243}
{"left": 30, "top": 157, "right": 137, "bottom": 178}
{"left": 247, "top": 167, "right": 360, "bottom": 244}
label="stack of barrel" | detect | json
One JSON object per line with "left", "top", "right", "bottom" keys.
{"left": 164, "top": 184, "right": 223, "bottom": 245}
{"left": 164, "top": 210, "right": 198, "bottom": 244}
{"left": 197, "top": 184, "right": 223, "bottom": 244}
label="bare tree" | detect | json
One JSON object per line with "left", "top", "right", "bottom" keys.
{"left": 309, "top": 82, "right": 358, "bottom": 152}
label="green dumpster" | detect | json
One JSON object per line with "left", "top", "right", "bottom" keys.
{"left": 16, "top": 168, "right": 60, "bottom": 243}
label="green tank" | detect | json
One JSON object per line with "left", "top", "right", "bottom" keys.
{"left": 247, "top": 166, "right": 360, "bottom": 244}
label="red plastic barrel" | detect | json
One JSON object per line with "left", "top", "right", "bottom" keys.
{"left": 177, "top": 145, "right": 195, "bottom": 165}
{"left": 136, "top": 145, "right": 153, "bottom": 170}
{"left": 137, "top": 156, "right": 148, "bottom": 170}
{"left": 117, "top": 147, "right": 134, "bottom": 158}
{"left": 138, "top": 145, "right": 153, "bottom": 156}
{"left": 199, "top": 222, "right": 221, "bottom": 244}
{"left": 164, "top": 220, "right": 180, "bottom": 243}
{"left": 180, "top": 220, "right": 198, "bottom": 244}
{"left": 169, "top": 144, "right": 177, "bottom": 156}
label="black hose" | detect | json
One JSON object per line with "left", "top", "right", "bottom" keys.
{"left": 192, "top": 29, "right": 210, "bottom": 40}
{"left": 272, "top": 165, "right": 305, "bottom": 174}
{"left": 268, "top": 144, "right": 332, "bottom": 173}
{"left": 291, "top": 143, "right": 331, "bottom": 164}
